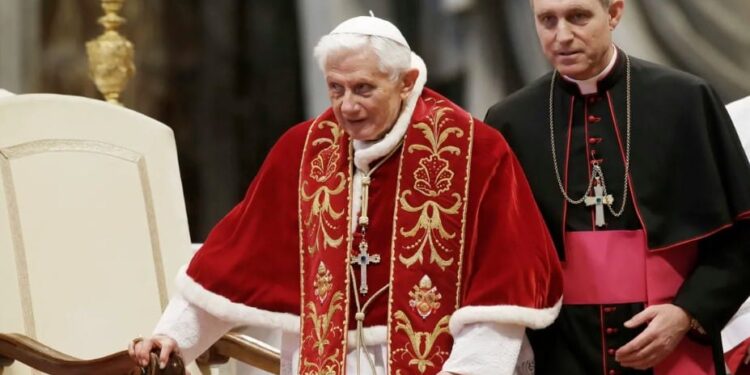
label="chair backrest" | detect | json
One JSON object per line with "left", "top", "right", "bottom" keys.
{"left": 0, "top": 94, "right": 192, "bottom": 374}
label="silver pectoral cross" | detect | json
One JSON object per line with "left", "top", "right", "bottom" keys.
{"left": 351, "top": 240, "right": 380, "bottom": 294}
{"left": 584, "top": 183, "right": 614, "bottom": 227}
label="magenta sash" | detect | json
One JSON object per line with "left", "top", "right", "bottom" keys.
{"left": 562, "top": 230, "right": 714, "bottom": 375}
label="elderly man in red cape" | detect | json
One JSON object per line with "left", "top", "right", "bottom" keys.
{"left": 130, "top": 15, "right": 562, "bottom": 375}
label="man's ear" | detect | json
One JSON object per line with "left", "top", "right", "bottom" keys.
{"left": 399, "top": 68, "right": 420, "bottom": 100}
{"left": 608, "top": 0, "right": 625, "bottom": 30}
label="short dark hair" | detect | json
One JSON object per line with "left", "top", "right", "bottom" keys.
{"left": 530, "top": 0, "right": 613, "bottom": 9}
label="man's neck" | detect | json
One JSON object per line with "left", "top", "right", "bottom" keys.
{"left": 563, "top": 45, "right": 617, "bottom": 95}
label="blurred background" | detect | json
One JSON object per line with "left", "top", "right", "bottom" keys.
{"left": 1, "top": 0, "right": 748, "bottom": 241}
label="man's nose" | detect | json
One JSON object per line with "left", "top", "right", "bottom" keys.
{"left": 341, "top": 92, "right": 360, "bottom": 114}
{"left": 556, "top": 22, "right": 574, "bottom": 43}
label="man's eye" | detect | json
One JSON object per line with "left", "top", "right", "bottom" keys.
{"left": 540, "top": 16, "right": 557, "bottom": 28}
{"left": 569, "top": 12, "right": 588, "bottom": 24}
{"left": 355, "top": 84, "right": 373, "bottom": 95}
{"left": 329, "top": 83, "right": 343, "bottom": 94}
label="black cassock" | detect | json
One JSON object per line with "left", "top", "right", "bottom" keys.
{"left": 486, "top": 50, "right": 750, "bottom": 375}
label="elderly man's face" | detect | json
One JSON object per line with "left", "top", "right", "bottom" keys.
{"left": 532, "top": 0, "right": 623, "bottom": 80}
{"left": 325, "top": 48, "right": 415, "bottom": 141}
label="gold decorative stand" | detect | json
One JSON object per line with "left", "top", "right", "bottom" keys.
{"left": 86, "top": 0, "right": 135, "bottom": 105}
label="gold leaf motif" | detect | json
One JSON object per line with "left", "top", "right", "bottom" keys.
{"left": 398, "top": 100, "right": 464, "bottom": 269}
{"left": 398, "top": 191, "right": 462, "bottom": 269}
{"left": 409, "top": 275, "right": 442, "bottom": 319}
{"left": 302, "top": 291, "right": 345, "bottom": 359}
{"left": 393, "top": 311, "right": 451, "bottom": 373}
{"left": 313, "top": 262, "right": 333, "bottom": 303}
{"left": 414, "top": 155, "right": 453, "bottom": 197}
{"left": 301, "top": 350, "right": 341, "bottom": 375}
{"left": 300, "top": 121, "right": 347, "bottom": 254}
{"left": 309, "top": 121, "right": 342, "bottom": 182}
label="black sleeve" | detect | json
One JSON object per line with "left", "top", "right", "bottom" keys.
{"left": 673, "top": 219, "right": 750, "bottom": 335}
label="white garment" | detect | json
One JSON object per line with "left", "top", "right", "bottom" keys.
{"left": 721, "top": 96, "right": 750, "bottom": 353}
{"left": 727, "top": 95, "right": 750, "bottom": 160}
{"left": 154, "top": 295, "right": 528, "bottom": 374}
{"left": 562, "top": 45, "right": 618, "bottom": 95}
{"left": 0, "top": 89, "right": 16, "bottom": 98}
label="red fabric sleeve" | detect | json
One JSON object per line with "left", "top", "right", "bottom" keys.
{"left": 185, "top": 121, "right": 312, "bottom": 316}
{"left": 460, "top": 123, "right": 563, "bottom": 310}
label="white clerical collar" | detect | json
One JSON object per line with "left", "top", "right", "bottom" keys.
{"left": 563, "top": 46, "right": 618, "bottom": 95}
{"left": 352, "top": 52, "right": 428, "bottom": 171}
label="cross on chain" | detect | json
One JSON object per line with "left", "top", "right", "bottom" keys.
{"left": 584, "top": 179, "right": 614, "bottom": 227}
{"left": 351, "top": 240, "right": 380, "bottom": 294}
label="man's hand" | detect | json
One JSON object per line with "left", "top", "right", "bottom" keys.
{"left": 615, "top": 304, "right": 691, "bottom": 370}
{"left": 128, "top": 334, "right": 180, "bottom": 370}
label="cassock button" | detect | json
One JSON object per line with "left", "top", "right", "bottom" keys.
{"left": 604, "top": 306, "right": 616, "bottom": 313}
{"left": 608, "top": 370, "right": 618, "bottom": 375}
{"left": 590, "top": 158, "right": 605, "bottom": 165}
{"left": 588, "top": 137, "right": 602, "bottom": 145}
{"left": 606, "top": 327, "right": 618, "bottom": 334}
{"left": 588, "top": 115, "right": 601, "bottom": 123}
{"left": 588, "top": 96, "right": 597, "bottom": 104}
{"left": 607, "top": 348, "right": 616, "bottom": 356}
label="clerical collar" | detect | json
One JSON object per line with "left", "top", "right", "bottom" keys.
{"left": 352, "top": 52, "right": 428, "bottom": 171}
{"left": 559, "top": 46, "right": 621, "bottom": 96}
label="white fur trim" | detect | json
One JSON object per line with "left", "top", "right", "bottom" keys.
{"left": 352, "top": 52, "right": 427, "bottom": 172}
{"left": 449, "top": 298, "right": 563, "bottom": 335}
{"left": 175, "top": 266, "right": 301, "bottom": 332}
{"left": 346, "top": 325, "right": 388, "bottom": 349}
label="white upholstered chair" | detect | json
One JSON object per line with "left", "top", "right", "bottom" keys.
{"left": 0, "top": 94, "right": 278, "bottom": 375}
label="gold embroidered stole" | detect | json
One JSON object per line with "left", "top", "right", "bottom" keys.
{"left": 298, "top": 92, "right": 473, "bottom": 375}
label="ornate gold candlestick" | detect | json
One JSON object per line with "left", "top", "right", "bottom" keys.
{"left": 86, "top": 0, "right": 135, "bottom": 105}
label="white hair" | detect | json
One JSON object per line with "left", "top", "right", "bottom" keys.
{"left": 313, "top": 34, "right": 412, "bottom": 81}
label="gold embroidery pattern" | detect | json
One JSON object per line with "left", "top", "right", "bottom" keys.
{"left": 301, "top": 291, "right": 345, "bottom": 374}
{"left": 409, "top": 275, "right": 442, "bottom": 319}
{"left": 399, "top": 104, "right": 464, "bottom": 269}
{"left": 301, "top": 121, "right": 347, "bottom": 254}
{"left": 314, "top": 262, "right": 333, "bottom": 303}
{"left": 393, "top": 311, "right": 451, "bottom": 373}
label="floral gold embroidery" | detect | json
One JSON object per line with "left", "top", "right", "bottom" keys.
{"left": 414, "top": 154, "right": 454, "bottom": 197}
{"left": 398, "top": 191, "right": 462, "bottom": 269}
{"left": 313, "top": 262, "right": 333, "bottom": 303}
{"left": 301, "top": 121, "right": 347, "bottom": 254}
{"left": 399, "top": 103, "right": 464, "bottom": 269}
{"left": 409, "top": 275, "right": 442, "bottom": 319}
{"left": 304, "top": 291, "right": 344, "bottom": 363}
{"left": 393, "top": 311, "right": 451, "bottom": 373}
{"left": 301, "top": 350, "right": 341, "bottom": 375}
{"left": 310, "top": 121, "right": 343, "bottom": 182}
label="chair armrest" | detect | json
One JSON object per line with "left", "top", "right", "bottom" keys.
{"left": 0, "top": 333, "right": 184, "bottom": 375}
{"left": 196, "top": 332, "right": 281, "bottom": 374}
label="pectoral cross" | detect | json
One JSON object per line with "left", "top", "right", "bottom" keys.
{"left": 351, "top": 240, "right": 380, "bottom": 294}
{"left": 584, "top": 181, "right": 614, "bottom": 227}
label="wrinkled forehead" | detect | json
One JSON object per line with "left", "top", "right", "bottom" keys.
{"left": 324, "top": 48, "right": 387, "bottom": 80}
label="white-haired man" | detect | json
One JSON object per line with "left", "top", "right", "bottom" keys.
{"left": 130, "top": 15, "right": 562, "bottom": 375}
{"left": 485, "top": 0, "right": 750, "bottom": 374}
